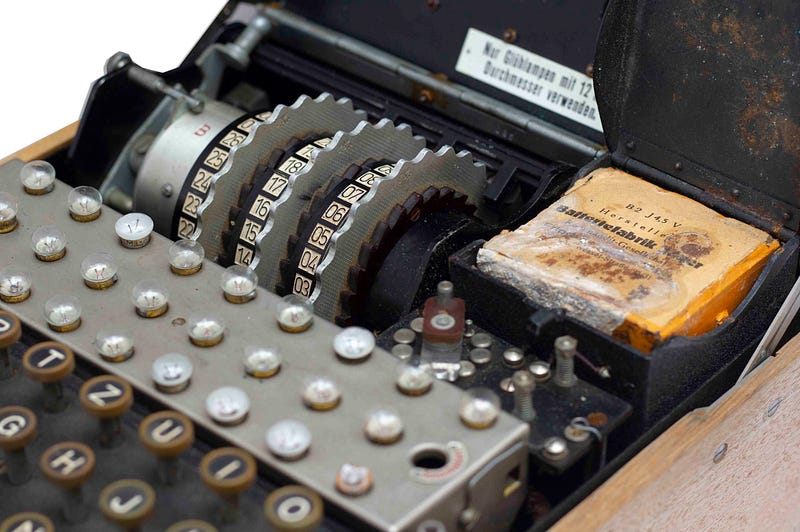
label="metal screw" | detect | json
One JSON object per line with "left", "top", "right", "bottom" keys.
{"left": 459, "top": 507, "right": 480, "bottom": 530}
{"left": 393, "top": 328, "right": 416, "bottom": 345}
{"left": 391, "top": 344, "right": 413, "bottom": 360}
{"left": 502, "top": 28, "right": 517, "bottom": 43}
{"left": 161, "top": 184, "right": 173, "bottom": 198}
{"left": 503, "top": 347, "right": 525, "bottom": 368}
{"left": 767, "top": 398, "right": 782, "bottom": 417}
{"left": 469, "top": 347, "right": 492, "bottom": 366}
{"left": 499, "top": 377, "right": 515, "bottom": 393}
{"left": 625, "top": 140, "right": 636, "bottom": 151}
{"left": 471, "top": 332, "right": 492, "bottom": 349}
{"left": 553, "top": 336, "right": 577, "bottom": 387}
{"left": 543, "top": 437, "right": 568, "bottom": 460}
{"left": 713, "top": 442, "right": 727, "bottom": 463}
{"left": 133, "top": 134, "right": 153, "bottom": 155}
{"left": 512, "top": 371, "right": 535, "bottom": 421}
{"left": 463, "top": 319, "right": 475, "bottom": 338}
{"left": 417, "top": 89, "right": 434, "bottom": 104}
{"left": 458, "top": 360, "right": 476, "bottom": 379}
{"left": 732, "top": 188, "right": 741, "bottom": 198}
{"left": 528, "top": 360, "right": 551, "bottom": 382}
{"left": 674, "top": 161, "right": 683, "bottom": 171}
{"left": 564, "top": 424, "right": 590, "bottom": 443}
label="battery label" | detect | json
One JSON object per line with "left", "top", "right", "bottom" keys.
{"left": 455, "top": 28, "right": 603, "bottom": 132}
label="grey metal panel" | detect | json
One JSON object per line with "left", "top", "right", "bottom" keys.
{"left": 0, "top": 159, "right": 528, "bottom": 531}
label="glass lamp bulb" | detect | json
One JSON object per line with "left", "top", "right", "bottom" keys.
{"left": 205, "top": 386, "right": 250, "bottom": 426}
{"left": 333, "top": 326, "right": 375, "bottom": 363}
{"left": 80, "top": 252, "right": 118, "bottom": 289}
{"left": 302, "top": 376, "right": 341, "bottom": 411}
{"left": 0, "top": 192, "right": 19, "bottom": 233}
{"left": 276, "top": 294, "right": 314, "bottom": 333}
{"left": 20, "top": 160, "right": 56, "bottom": 195}
{"left": 152, "top": 353, "right": 193, "bottom": 393}
{"left": 67, "top": 186, "right": 102, "bottom": 221}
{"left": 187, "top": 313, "right": 225, "bottom": 347}
{"left": 31, "top": 225, "right": 67, "bottom": 261}
{"left": 335, "top": 463, "right": 373, "bottom": 496}
{"left": 115, "top": 212, "right": 154, "bottom": 249}
{"left": 95, "top": 329, "right": 134, "bottom": 362}
{"left": 364, "top": 407, "right": 404, "bottom": 444}
{"left": 168, "top": 239, "right": 205, "bottom": 275}
{"left": 220, "top": 265, "right": 257, "bottom": 303}
{"left": 396, "top": 361, "right": 434, "bottom": 396}
{"left": 265, "top": 419, "right": 312, "bottom": 461}
{"left": 131, "top": 279, "right": 169, "bottom": 318}
{"left": 458, "top": 387, "right": 501, "bottom": 429}
{"left": 243, "top": 346, "right": 282, "bottom": 378}
{"left": 44, "top": 294, "right": 81, "bottom": 332}
{"left": 0, "top": 269, "right": 31, "bottom": 303}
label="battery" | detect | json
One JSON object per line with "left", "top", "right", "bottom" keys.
{"left": 477, "top": 167, "right": 779, "bottom": 352}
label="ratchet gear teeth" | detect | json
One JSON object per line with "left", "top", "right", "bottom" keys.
{"left": 194, "top": 92, "right": 365, "bottom": 260}
{"left": 281, "top": 145, "right": 486, "bottom": 322}
{"left": 253, "top": 119, "right": 426, "bottom": 289}
{"left": 337, "top": 186, "right": 474, "bottom": 326}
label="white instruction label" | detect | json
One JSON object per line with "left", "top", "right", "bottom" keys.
{"left": 456, "top": 28, "right": 603, "bottom": 132}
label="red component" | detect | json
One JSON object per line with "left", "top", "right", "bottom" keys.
{"left": 422, "top": 294, "right": 465, "bottom": 345}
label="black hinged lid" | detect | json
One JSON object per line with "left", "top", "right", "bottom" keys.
{"left": 594, "top": 0, "right": 800, "bottom": 234}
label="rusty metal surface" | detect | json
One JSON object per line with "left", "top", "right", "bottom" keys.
{"left": 594, "top": 0, "right": 800, "bottom": 232}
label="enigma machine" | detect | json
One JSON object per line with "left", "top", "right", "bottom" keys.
{"left": 1, "top": 1, "right": 799, "bottom": 530}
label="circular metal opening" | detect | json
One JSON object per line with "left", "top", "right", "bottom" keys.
{"left": 411, "top": 447, "right": 448, "bottom": 470}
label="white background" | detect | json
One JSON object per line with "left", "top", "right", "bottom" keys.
{"left": 0, "top": 1, "right": 227, "bottom": 157}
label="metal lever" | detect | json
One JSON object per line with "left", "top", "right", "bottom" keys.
{"left": 104, "top": 52, "right": 205, "bottom": 114}
{"left": 104, "top": 8, "right": 271, "bottom": 109}
{"left": 737, "top": 273, "right": 800, "bottom": 383}
{"left": 195, "top": 8, "right": 272, "bottom": 98}
{"left": 220, "top": 8, "right": 272, "bottom": 70}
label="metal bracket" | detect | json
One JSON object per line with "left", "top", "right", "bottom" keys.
{"left": 738, "top": 273, "right": 800, "bottom": 382}
{"left": 465, "top": 440, "right": 529, "bottom": 531}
